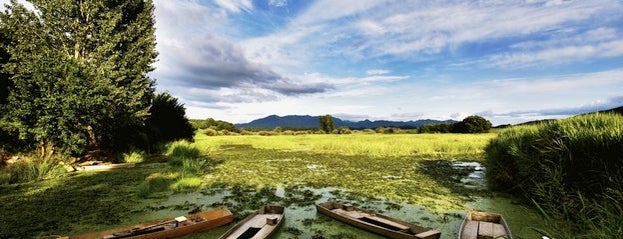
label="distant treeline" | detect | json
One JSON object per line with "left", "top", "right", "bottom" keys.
{"left": 191, "top": 115, "right": 493, "bottom": 136}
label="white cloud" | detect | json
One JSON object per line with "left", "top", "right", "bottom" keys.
{"left": 365, "top": 69, "right": 390, "bottom": 75}
{"left": 269, "top": 0, "right": 287, "bottom": 8}
{"left": 213, "top": 0, "right": 252, "bottom": 13}
{"left": 490, "top": 40, "right": 623, "bottom": 67}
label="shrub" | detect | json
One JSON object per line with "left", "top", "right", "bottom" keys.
{"left": 203, "top": 128, "right": 218, "bottom": 136}
{"left": 337, "top": 127, "right": 351, "bottom": 134}
{"left": 258, "top": 131, "right": 278, "bottom": 136}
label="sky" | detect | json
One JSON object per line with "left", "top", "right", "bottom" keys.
{"left": 4, "top": 0, "right": 623, "bottom": 125}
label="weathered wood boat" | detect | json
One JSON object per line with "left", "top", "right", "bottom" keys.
{"left": 58, "top": 208, "right": 234, "bottom": 239}
{"left": 459, "top": 211, "right": 512, "bottom": 239}
{"left": 218, "top": 205, "right": 285, "bottom": 239}
{"left": 316, "top": 201, "right": 441, "bottom": 239}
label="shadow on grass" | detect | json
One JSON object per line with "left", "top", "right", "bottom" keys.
{"left": 0, "top": 168, "right": 155, "bottom": 239}
{"left": 0, "top": 154, "right": 224, "bottom": 238}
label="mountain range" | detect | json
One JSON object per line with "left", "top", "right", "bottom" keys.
{"left": 235, "top": 115, "right": 457, "bottom": 129}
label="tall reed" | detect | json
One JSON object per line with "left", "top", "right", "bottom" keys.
{"left": 485, "top": 113, "right": 623, "bottom": 238}
{"left": 0, "top": 156, "right": 66, "bottom": 184}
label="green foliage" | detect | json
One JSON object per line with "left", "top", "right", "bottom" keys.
{"left": 0, "top": 156, "right": 66, "bottom": 184}
{"left": 454, "top": 115, "right": 492, "bottom": 133}
{"left": 418, "top": 123, "right": 454, "bottom": 133}
{"left": 337, "top": 126, "right": 352, "bottom": 134}
{"left": 190, "top": 118, "right": 238, "bottom": 132}
{"left": 121, "top": 151, "right": 146, "bottom": 164}
{"left": 0, "top": 0, "right": 157, "bottom": 155}
{"left": 146, "top": 92, "right": 195, "bottom": 146}
{"left": 485, "top": 113, "right": 623, "bottom": 238}
{"left": 319, "top": 114, "right": 335, "bottom": 133}
{"left": 165, "top": 140, "right": 202, "bottom": 159}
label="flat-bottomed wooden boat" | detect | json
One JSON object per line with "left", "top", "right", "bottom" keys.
{"left": 459, "top": 211, "right": 512, "bottom": 239}
{"left": 58, "top": 208, "right": 234, "bottom": 239}
{"left": 316, "top": 201, "right": 441, "bottom": 239}
{"left": 218, "top": 205, "right": 285, "bottom": 239}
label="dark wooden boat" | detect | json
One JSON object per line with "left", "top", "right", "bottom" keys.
{"left": 316, "top": 201, "right": 441, "bottom": 239}
{"left": 58, "top": 208, "right": 234, "bottom": 239}
{"left": 218, "top": 205, "right": 285, "bottom": 239}
{"left": 459, "top": 211, "right": 512, "bottom": 239}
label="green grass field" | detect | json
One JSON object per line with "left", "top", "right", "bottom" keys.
{"left": 0, "top": 132, "right": 548, "bottom": 239}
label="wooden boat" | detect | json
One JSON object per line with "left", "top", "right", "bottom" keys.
{"left": 459, "top": 211, "right": 512, "bottom": 239}
{"left": 218, "top": 205, "right": 285, "bottom": 239}
{"left": 316, "top": 201, "right": 441, "bottom": 239}
{"left": 58, "top": 208, "right": 234, "bottom": 239}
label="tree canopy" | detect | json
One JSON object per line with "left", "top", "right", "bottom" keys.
{"left": 319, "top": 115, "right": 335, "bottom": 133}
{"left": 455, "top": 115, "right": 492, "bottom": 133}
{"left": 0, "top": 0, "right": 158, "bottom": 155}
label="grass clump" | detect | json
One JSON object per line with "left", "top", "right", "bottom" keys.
{"left": 485, "top": 113, "right": 623, "bottom": 238}
{"left": 170, "top": 176, "right": 203, "bottom": 192}
{"left": 136, "top": 172, "right": 178, "bottom": 198}
{"left": 165, "top": 140, "right": 202, "bottom": 159}
{"left": 121, "top": 151, "right": 147, "bottom": 164}
{"left": 0, "top": 156, "right": 66, "bottom": 184}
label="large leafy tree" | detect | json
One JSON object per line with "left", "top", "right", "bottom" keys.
{"left": 454, "top": 115, "right": 492, "bottom": 133}
{"left": 319, "top": 114, "right": 335, "bottom": 133}
{"left": 0, "top": 0, "right": 157, "bottom": 155}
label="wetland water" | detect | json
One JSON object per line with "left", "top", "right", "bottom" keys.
{"left": 119, "top": 162, "right": 546, "bottom": 239}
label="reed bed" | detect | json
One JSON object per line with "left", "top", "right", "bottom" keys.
{"left": 485, "top": 113, "right": 623, "bottom": 238}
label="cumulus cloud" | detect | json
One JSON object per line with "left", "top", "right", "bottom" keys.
{"left": 153, "top": 0, "right": 332, "bottom": 105}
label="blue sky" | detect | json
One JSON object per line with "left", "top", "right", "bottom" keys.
{"left": 5, "top": 0, "right": 623, "bottom": 125}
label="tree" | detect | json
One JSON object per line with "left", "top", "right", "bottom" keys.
{"left": 146, "top": 93, "right": 195, "bottom": 148}
{"left": 319, "top": 115, "right": 335, "bottom": 133}
{"left": 454, "top": 115, "right": 492, "bottom": 133}
{"left": 0, "top": 0, "right": 157, "bottom": 155}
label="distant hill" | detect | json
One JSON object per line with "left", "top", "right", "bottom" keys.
{"left": 235, "top": 115, "right": 457, "bottom": 129}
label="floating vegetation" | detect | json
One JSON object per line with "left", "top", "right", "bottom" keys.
{"left": 0, "top": 134, "right": 551, "bottom": 239}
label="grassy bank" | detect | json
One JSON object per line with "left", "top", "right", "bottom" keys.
{"left": 485, "top": 113, "right": 623, "bottom": 238}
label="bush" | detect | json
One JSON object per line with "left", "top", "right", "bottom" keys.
{"left": 485, "top": 113, "right": 623, "bottom": 238}
{"left": 203, "top": 128, "right": 218, "bottom": 136}
{"left": 146, "top": 93, "right": 195, "bottom": 145}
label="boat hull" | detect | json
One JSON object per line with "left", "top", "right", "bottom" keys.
{"left": 218, "top": 205, "right": 285, "bottom": 239}
{"left": 62, "top": 209, "right": 234, "bottom": 239}
{"left": 316, "top": 201, "right": 440, "bottom": 239}
{"left": 458, "top": 211, "right": 512, "bottom": 239}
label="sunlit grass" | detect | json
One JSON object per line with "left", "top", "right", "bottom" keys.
{"left": 194, "top": 132, "right": 496, "bottom": 159}
{"left": 121, "top": 151, "right": 147, "bottom": 164}
{"left": 187, "top": 133, "right": 497, "bottom": 211}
